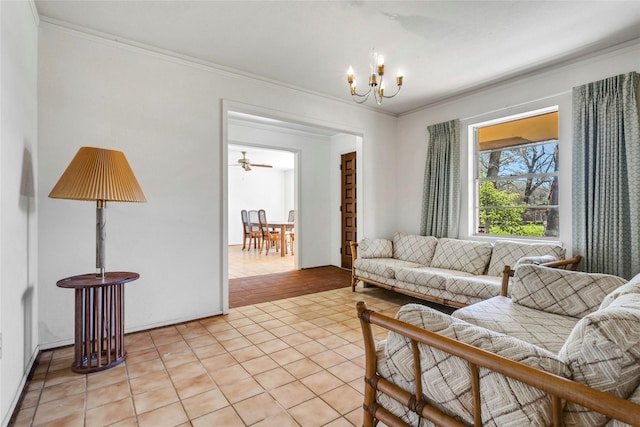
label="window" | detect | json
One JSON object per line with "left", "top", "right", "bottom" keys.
{"left": 473, "top": 109, "right": 559, "bottom": 238}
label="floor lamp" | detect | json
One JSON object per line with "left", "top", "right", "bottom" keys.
{"left": 49, "top": 147, "right": 146, "bottom": 373}
{"left": 49, "top": 146, "right": 146, "bottom": 277}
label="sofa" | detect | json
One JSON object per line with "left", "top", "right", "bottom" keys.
{"left": 356, "top": 264, "right": 640, "bottom": 426}
{"left": 351, "top": 232, "right": 578, "bottom": 308}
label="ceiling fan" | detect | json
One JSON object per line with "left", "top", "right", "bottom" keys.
{"left": 234, "top": 151, "right": 273, "bottom": 171}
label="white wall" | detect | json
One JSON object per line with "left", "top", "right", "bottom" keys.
{"left": 395, "top": 39, "right": 640, "bottom": 253}
{"left": 37, "top": 24, "right": 397, "bottom": 348}
{"left": 1, "top": 1, "right": 39, "bottom": 425}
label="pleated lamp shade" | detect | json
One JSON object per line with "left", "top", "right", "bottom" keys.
{"left": 49, "top": 147, "right": 146, "bottom": 202}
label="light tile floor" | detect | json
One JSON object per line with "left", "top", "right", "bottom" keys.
{"left": 229, "top": 245, "right": 295, "bottom": 279}
{"left": 12, "top": 286, "right": 423, "bottom": 426}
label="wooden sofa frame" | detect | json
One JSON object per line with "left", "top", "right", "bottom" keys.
{"left": 350, "top": 241, "right": 582, "bottom": 308}
{"left": 357, "top": 301, "right": 640, "bottom": 427}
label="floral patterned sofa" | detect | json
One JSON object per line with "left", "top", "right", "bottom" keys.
{"left": 351, "top": 232, "right": 572, "bottom": 308}
{"left": 357, "top": 265, "right": 640, "bottom": 426}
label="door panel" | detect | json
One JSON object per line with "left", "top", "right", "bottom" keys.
{"left": 341, "top": 152, "right": 357, "bottom": 269}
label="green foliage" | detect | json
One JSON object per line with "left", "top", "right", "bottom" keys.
{"left": 479, "top": 182, "right": 546, "bottom": 237}
{"left": 479, "top": 182, "right": 524, "bottom": 234}
{"left": 489, "top": 223, "right": 545, "bottom": 236}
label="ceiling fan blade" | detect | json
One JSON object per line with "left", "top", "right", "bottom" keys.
{"left": 251, "top": 163, "right": 273, "bottom": 168}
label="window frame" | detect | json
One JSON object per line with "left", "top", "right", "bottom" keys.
{"left": 470, "top": 106, "right": 559, "bottom": 240}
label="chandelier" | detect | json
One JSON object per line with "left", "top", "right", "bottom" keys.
{"left": 347, "top": 48, "right": 403, "bottom": 105}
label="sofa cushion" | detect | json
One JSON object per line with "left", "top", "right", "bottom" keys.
{"left": 486, "top": 240, "right": 565, "bottom": 277}
{"left": 395, "top": 266, "right": 470, "bottom": 290}
{"left": 600, "top": 272, "right": 640, "bottom": 309}
{"left": 511, "top": 265, "right": 627, "bottom": 318}
{"left": 445, "top": 275, "right": 502, "bottom": 300}
{"left": 354, "top": 258, "right": 423, "bottom": 279}
{"left": 559, "top": 293, "right": 640, "bottom": 426}
{"left": 430, "top": 238, "right": 493, "bottom": 275}
{"left": 387, "top": 304, "right": 570, "bottom": 426}
{"left": 453, "top": 296, "right": 580, "bottom": 353}
{"left": 358, "top": 238, "right": 393, "bottom": 258}
{"left": 392, "top": 232, "right": 438, "bottom": 265}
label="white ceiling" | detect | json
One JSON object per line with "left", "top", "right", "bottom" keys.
{"left": 35, "top": 1, "right": 640, "bottom": 115}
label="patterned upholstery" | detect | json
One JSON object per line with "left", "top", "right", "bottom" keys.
{"left": 358, "top": 238, "right": 393, "bottom": 258}
{"left": 486, "top": 240, "right": 565, "bottom": 277}
{"left": 395, "top": 267, "right": 464, "bottom": 290}
{"left": 386, "top": 304, "right": 570, "bottom": 426}
{"left": 392, "top": 232, "right": 438, "bottom": 265}
{"left": 513, "top": 254, "right": 558, "bottom": 269}
{"left": 600, "top": 273, "right": 640, "bottom": 309}
{"left": 445, "top": 275, "right": 502, "bottom": 300}
{"left": 375, "top": 340, "right": 428, "bottom": 426}
{"left": 511, "top": 265, "right": 627, "bottom": 318}
{"left": 453, "top": 296, "right": 579, "bottom": 353}
{"left": 430, "top": 238, "right": 493, "bottom": 275}
{"left": 559, "top": 293, "right": 640, "bottom": 426}
{"left": 354, "top": 258, "right": 423, "bottom": 280}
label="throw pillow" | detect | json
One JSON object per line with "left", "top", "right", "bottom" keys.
{"left": 430, "top": 238, "right": 493, "bottom": 275}
{"left": 511, "top": 265, "right": 627, "bottom": 318}
{"left": 392, "top": 232, "right": 438, "bottom": 265}
{"left": 486, "top": 240, "right": 565, "bottom": 277}
{"left": 358, "top": 238, "right": 392, "bottom": 259}
{"left": 559, "top": 293, "right": 640, "bottom": 426}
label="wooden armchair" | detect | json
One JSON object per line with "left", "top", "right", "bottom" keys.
{"left": 356, "top": 300, "right": 640, "bottom": 427}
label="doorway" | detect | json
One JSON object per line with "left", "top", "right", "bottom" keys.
{"left": 223, "top": 103, "right": 363, "bottom": 308}
{"left": 228, "top": 144, "right": 295, "bottom": 278}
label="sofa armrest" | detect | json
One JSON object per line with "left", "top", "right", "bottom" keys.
{"left": 350, "top": 241, "right": 358, "bottom": 291}
{"left": 500, "top": 255, "right": 583, "bottom": 297}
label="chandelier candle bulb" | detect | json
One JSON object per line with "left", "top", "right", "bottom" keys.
{"left": 396, "top": 73, "right": 403, "bottom": 86}
{"left": 377, "top": 55, "right": 384, "bottom": 75}
{"left": 347, "top": 66, "right": 354, "bottom": 84}
{"left": 369, "top": 73, "right": 377, "bottom": 86}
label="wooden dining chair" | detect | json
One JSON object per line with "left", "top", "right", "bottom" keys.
{"left": 241, "top": 210, "right": 250, "bottom": 250}
{"left": 258, "top": 209, "right": 281, "bottom": 255}
{"left": 286, "top": 210, "right": 295, "bottom": 255}
{"left": 247, "top": 210, "right": 262, "bottom": 249}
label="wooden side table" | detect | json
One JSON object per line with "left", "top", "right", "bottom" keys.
{"left": 57, "top": 272, "right": 139, "bottom": 373}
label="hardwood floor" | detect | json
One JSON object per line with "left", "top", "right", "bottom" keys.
{"left": 230, "top": 267, "right": 351, "bottom": 308}
{"left": 228, "top": 245, "right": 351, "bottom": 308}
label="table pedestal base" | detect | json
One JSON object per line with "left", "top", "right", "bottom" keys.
{"left": 72, "top": 284, "right": 126, "bottom": 373}
{"left": 57, "top": 272, "right": 138, "bottom": 374}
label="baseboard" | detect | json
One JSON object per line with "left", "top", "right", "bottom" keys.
{"left": 2, "top": 345, "right": 40, "bottom": 427}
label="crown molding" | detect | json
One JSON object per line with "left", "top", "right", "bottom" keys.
{"left": 37, "top": 16, "right": 397, "bottom": 118}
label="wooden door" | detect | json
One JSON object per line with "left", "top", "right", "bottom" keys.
{"left": 341, "top": 152, "right": 357, "bottom": 269}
